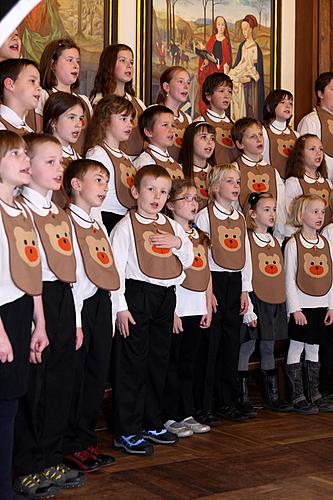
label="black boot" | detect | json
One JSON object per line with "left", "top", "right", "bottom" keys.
{"left": 285, "top": 363, "right": 318, "bottom": 415}
{"left": 261, "top": 369, "right": 292, "bottom": 413}
{"left": 304, "top": 360, "right": 333, "bottom": 412}
{"left": 237, "top": 371, "right": 257, "bottom": 418}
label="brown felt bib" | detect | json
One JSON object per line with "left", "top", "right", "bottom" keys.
{"left": 145, "top": 148, "right": 184, "bottom": 180}
{"left": 129, "top": 209, "right": 182, "bottom": 280}
{"left": 0, "top": 116, "right": 27, "bottom": 135}
{"left": 237, "top": 157, "right": 277, "bottom": 210}
{"left": 69, "top": 213, "right": 120, "bottom": 291}
{"left": 25, "top": 201, "right": 77, "bottom": 283}
{"left": 299, "top": 177, "right": 332, "bottom": 227}
{"left": 316, "top": 106, "right": 333, "bottom": 158}
{"left": 0, "top": 202, "right": 42, "bottom": 295}
{"left": 208, "top": 204, "right": 246, "bottom": 270}
{"left": 181, "top": 228, "right": 210, "bottom": 292}
{"left": 264, "top": 126, "right": 297, "bottom": 179}
{"left": 203, "top": 112, "right": 238, "bottom": 164}
{"left": 168, "top": 110, "right": 190, "bottom": 162}
{"left": 101, "top": 145, "right": 136, "bottom": 209}
{"left": 295, "top": 232, "right": 332, "bottom": 297}
{"left": 120, "top": 97, "right": 144, "bottom": 156}
{"left": 248, "top": 231, "right": 286, "bottom": 304}
{"left": 193, "top": 169, "right": 209, "bottom": 209}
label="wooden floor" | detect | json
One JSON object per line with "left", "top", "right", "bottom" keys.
{"left": 61, "top": 410, "right": 333, "bottom": 499}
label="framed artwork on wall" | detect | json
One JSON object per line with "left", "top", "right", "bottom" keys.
{"left": 18, "top": 0, "right": 118, "bottom": 96}
{"left": 138, "top": 0, "right": 280, "bottom": 120}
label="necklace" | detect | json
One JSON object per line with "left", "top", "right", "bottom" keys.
{"left": 304, "top": 171, "right": 320, "bottom": 181}
{"left": 68, "top": 207, "right": 95, "bottom": 225}
{"left": 0, "top": 198, "right": 22, "bottom": 211}
{"left": 148, "top": 144, "right": 170, "bottom": 159}
{"left": 136, "top": 211, "right": 158, "bottom": 221}
{"left": 62, "top": 144, "right": 76, "bottom": 157}
{"left": 242, "top": 154, "right": 262, "bottom": 165}
{"left": 270, "top": 122, "right": 287, "bottom": 133}
{"left": 213, "top": 202, "right": 233, "bottom": 216}
{"left": 301, "top": 231, "right": 319, "bottom": 252}
{"left": 254, "top": 232, "right": 272, "bottom": 244}
{"left": 193, "top": 164, "right": 207, "bottom": 170}
{"left": 104, "top": 142, "right": 121, "bottom": 154}
{"left": 21, "top": 193, "right": 52, "bottom": 211}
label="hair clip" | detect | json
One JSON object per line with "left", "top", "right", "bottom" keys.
{"left": 195, "top": 121, "right": 210, "bottom": 128}
{"left": 248, "top": 192, "right": 260, "bottom": 207}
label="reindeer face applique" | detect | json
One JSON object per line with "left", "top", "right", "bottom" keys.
{"left": 119, "top": 162, "right": 135, "bottom": 189}
{"left": 216, "top": 128, "right": 234, "bottom": 148}
{"left": 164, "top": 165, "right": 184, "bottom": 180}
{"left": 218, "top": 225, "right": 242, "bottom": 252}
{"left": 85, "top": 235, "right": 112, "bottom": 267}
{"left": 327, "top": 119, "right": 333, "bottom": 135}
{"left": 277, "top": 138, "right": 295, "bottom": 158}
{"left": 303, "top": 252, "right": 329, "bottom": 278}
{"left": 142, "top": 230, "right": 172, "bottom": 257}
{"left": 173, "top": 127, "right": 184, "bottom": 148}
{"left": 44, "top": 221, "right": 73, "bottom": 256}
{"left": 194, "top": 176, "right": 208, "bottom": 198}
{"left": 190, "top": 244, "right": 207, "bottom": 270}
{"left": 247, "top": 171, "right": 270, "bottom": 193}
{"left": 308, "top": 187, "right": 329, "bottom": 206}
{"left": 13, "top": 226, "right": 40, "bottom": 266}
{"left": 258, "top": 251, "right": 282, "bottom": 277}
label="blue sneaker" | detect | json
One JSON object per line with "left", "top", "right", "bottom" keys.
{"left": 142, "top": 428, "right": 178, "bottom": 445}
{"left": 113, "top": 434, "right": 154, "bottom": 455}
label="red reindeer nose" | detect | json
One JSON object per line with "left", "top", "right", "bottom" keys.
{"left": 200, "top": 187, "right": 208, "bottom": 198}
{"left": 25, "top": 246, "right": 39, "bottom": 262}
{"left": 282, "top": 146, "right": 293, "bottom": 156}
{"left": 151, "top": 245, "right": 170, "bottom": 255}
{"left": 224, "top": 238, "right": 238, "bottom": 249}
{"left": 192, "top": 256, "right": 203, "bottom": 268}
{"left": 222, "top": 137, "right": 233, "bottom": 147}
{"left": 127, "top": 176, "right": 134, "bottom": 188}
{"left": 58, "top": 237, "right": 72, "bottom": 252}
{"left": 175, "top": 137, "right": 183, "bottom": 146}
{"left": 264, "top": 264, "right": 278, "bottom": 275}
{"left": 309, "top": 264, "right": 324, "bottom": 276}
{"left": 252, "top": 182, "right": 268, "bottom": 193}
{"left": 97, "top": 251, "right": 110, "bottom": 265}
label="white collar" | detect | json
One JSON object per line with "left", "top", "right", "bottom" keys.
{"left": 206, "top": 108, "right": 229, "bottom": 123}
{"left": 269, "top": 120, "right": 290, "bottom": 134}
{"left": 213, "top": 200, "right": 239, "bottom": 220}
{"left": 253, "top": 232, "right": 276, "bottom": 248}
{"left": 241, "top": 154, "right": 267, "bottom": 167}
{"left": 0, "top": 198, "right": 26, "bottom": 217}
{"left": 303, "top": 173, "right": 325, "bottom": 184}
{"left": 62, "top": 144, "right": 80, "bottom": 158}
{"left": 299, "top": 233, "right": 324, "bottom": 249}
{"left": 0, "top": 104, "right": 33, "bottom": 131}
{"left": 147, "top": 144, "right": 173, "bottom": 163}
{"left": 193, "top": 164, "right": 210, "bottom": 173}
{"left": 174, "top": 111, "right": 184, "bottom": 123}
{"left": 134, "top": 211, "right": 166, "bottom": 225}
{"left": 21, "top": 186, "right": 59, "bottom": 215}
{"left": 68, "top": 203, "right": 99, "bottom": 229}
{"left": 103, "top": 142, "right": 123, "bottom": 159}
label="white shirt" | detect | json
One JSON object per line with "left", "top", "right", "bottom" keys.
{"left": 284, "top": 233, "right": 333, "bottom": 314}
{"left": 262, "top": 120, "right": 300, "bottom": 165}
{"left": 110, "top": 212, "right": 194, "bottom": 313}
{"left": 233, "top": 155, "right": 286, "bottom": 243}
{"left": 62, "top": 144, "right": 81, "bottom": 160}
{"left": 91, "top": 92, "right": 146, "bottom": 113}
{"left": 0, "top": 104, "right": 33, "bottom": 132}
{"left": 297, "top": 109, "right": 333, "bottom": 181}
{"left": 86, "top": 144, "right": 132, "bottom": 216}
{"left": 285, "top": 174, "right": 332, "bottom": 237}
{"left": 133, "top": 144, "right": 176, "bottom": 170}
{"left": 35, "top": 88, "right": 93, "bottom": 117}
{"left": 0, "top": 200, "right": 26, "bottom": 306}
{"left": 194, "top": 108, "right": 231, "bottom": 124}
{"left": 195, "top": 202, "right": 252, "bottom": 292}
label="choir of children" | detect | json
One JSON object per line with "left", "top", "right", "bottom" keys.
{"left": 2, "top": 29, "right": 333, "bottom": 498}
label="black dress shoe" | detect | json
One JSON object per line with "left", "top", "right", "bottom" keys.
{"left": 214, "top": 405, "right": 249, "bottom": 422}
{"left": 237, "top": 401, "right": 257, "bottom": 418}
{"left": 194, "top": 410, "right": 220, "bottom": 427}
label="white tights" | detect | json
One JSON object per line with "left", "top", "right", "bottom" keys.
{"left": 286, "top": 340, "right": 319, "bottom": 364}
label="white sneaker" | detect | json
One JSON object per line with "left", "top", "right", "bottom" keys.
{"left": 181, "top": 416, "right": 211, "bottom": 434}
{"left": 164, "top": 420, "right": 193, "bottom": 437}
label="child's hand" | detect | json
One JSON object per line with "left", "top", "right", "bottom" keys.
{"left": 173, "top": 313, "right": 183, "bottom": 334}
{"left": 247, "top": 319, "right": 257, "bottom": 328}
{"left": 116, "top": 310, "right": 136, "bottom": 338}
{"left": 240, "top": 292, "right": 249, "bottom": 315}
{"left": 200, "top": 312, "right": 211, "bottom": 329}
{"left": 293, "top": 310, "right": 307, "bottom": 326}
{"left": 29, "top": 324, "right": 49, "bottom": 364}
{"left": 149, "top": 229, "right": 181, "bottom": 250}
{"left": 0, "top": 329, "right": 13, "bottom": 363}
{"left": 75, "top": 327, "right": 84, "bottom": 350}
{"left": 211, "top": 293, "right": 218, "bottom": 313}
{"left": 324, "top": 309, "right": 333, "bottom": 326}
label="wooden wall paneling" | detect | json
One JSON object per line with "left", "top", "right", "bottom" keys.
{"left": 318, "top": 0, "right": 331, "bottom": 74}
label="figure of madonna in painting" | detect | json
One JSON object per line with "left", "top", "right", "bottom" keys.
{"left": 197, "top": 16, "right": 232, "bottom": 114}
{"left": 229, "top": 14, "right": 264, "bottom": 121}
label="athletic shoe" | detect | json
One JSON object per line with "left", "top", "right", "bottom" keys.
{"left": 164, "top": 420, "right": 193, "bottom": 437}
{"left": 42, "top": 464, "right": 85, "bottom": 489}
{"left": 180, "top": 416, "right": 210, "bottom": 433}
{"left": 87, "top": 445, "right": 116, "bottom": 467}
{"left": 64, "top": 449, "right": 102, "bottom": 472}
{"left": 194, "top": 410, "right": 220, "bottom": 427}
{"left": 113, "top": 434, "right": 154, "bottom": 455}
{"left": 142, "top": 428, "right": 178, "bottom": 445}
{"left": 214, "top": 405, "right": 249, "bottom": 422}
{"left": 14, "top": 473, "right": 59, "bottom": 498}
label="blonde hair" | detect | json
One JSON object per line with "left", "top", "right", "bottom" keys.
{"left": 207, "top": 163, "right": 239, "bottom": 199}
{"left": 288, "top": 193, "right": 325, "bottom": 228}
{"left": 246, "top": 192, "right": 276, "bottom": 230}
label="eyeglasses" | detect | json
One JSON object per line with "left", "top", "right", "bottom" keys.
{"left": 172, "top": 194, "right": 202, "bottom": 203}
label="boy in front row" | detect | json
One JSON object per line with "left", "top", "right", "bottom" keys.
{"left": 111, "top": 165, "right": 194, "bottom": 455}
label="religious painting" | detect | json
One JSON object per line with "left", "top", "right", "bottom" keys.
{"left": 142, "top": 0, "right": 280, "bottom": 120}
{"left": 18, "top": 0, "right": 116, "bottom": 96}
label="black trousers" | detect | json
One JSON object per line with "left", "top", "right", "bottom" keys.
{"left": 199, "top": 271, "right": 242, "bottom": 410}
{"left": 0, "top": 399, "right": 18, "bottom": 500}
{"left": 162, "top": 315, "right": 201, "bottom": 422}
{"left": 14, "top": 281, "right": 76, "bottom": 475}
{"left": 64, "top": 289, "right": 112, "bottom": 454}
{"left": 319, "top": 324, "right": 333, "bottom": 394}
{"left": 101, "top": 211, "right": 124, "bottom": 235}
{"left": 112, "top": 279, "right": 175, "bottom": 436}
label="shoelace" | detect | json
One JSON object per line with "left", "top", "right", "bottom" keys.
{"left": 21, "top": 474, "right": 41, "bottom": 487}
